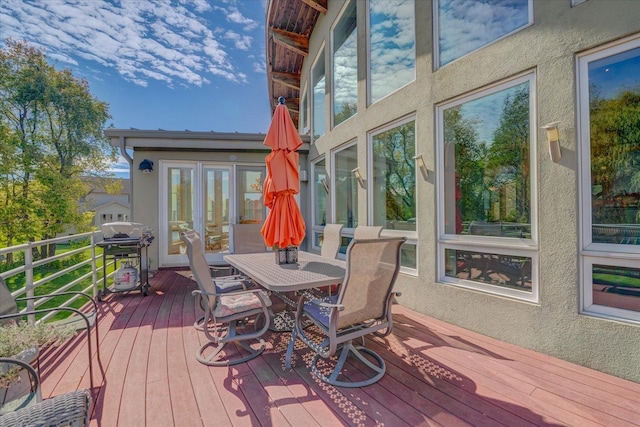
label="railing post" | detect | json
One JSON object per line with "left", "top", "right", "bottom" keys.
{"left": 91, "top": 232, "right": 98, "bottom": 297}
{"left": 24, "top": 243, "right": 35, "bottom": 324}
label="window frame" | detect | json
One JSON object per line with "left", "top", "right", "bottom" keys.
{"left": 330, "top": 0, "right": 358, "bottom": 129}
{"left": 433, "top": 0, "right": 533, "bottom": 70}
{"left": 310, "top": 156, "right": 328, "bottom": 252}
{"left": 435, "top": 72, "right": 539, "bottom": 302}
{"left": 331, "top": 139, "right": 359, "bottom": 234}
{"left": 311, "top": 44, "right": 326, "bottom": 142}
{"left": 577, "top": 35, "right": 640, "bottom": 322}
{"left": 367, "top": 114, "right": 419, "bottom": 275}
{"left": 366, "top": 0, "right": 416, "bottom": 106}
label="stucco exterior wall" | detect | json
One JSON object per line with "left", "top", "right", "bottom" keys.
{"left": 302, "top": 0, "right": 640, "bottom": 382}
{"left": 129, "top": 149, "right": 309, "bottom": 271}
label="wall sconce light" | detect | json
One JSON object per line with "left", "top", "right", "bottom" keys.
{"left": 413, "top": 153, "right": 429, "bottom": 180}
{"left": 351, "top": 167, "right": 366, "bottom": 189}
{"left": 541, "top": 121, "right": 562, "bottom": 163}
{"left": 320, "top": 178, "right": 329, "bottom": 194}
{"left": 138, "top": 159, "right": 154, "bottom": 173}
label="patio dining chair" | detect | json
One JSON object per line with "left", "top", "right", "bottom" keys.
{"left": 0, "top": 358, "right": 91, "bottom": 426}
{"left": 0, "top": 278, "right": 100, "bottom": 390}
{"left": 353, "top": 225, "right": 383, "bottom": 239}
{"left": 320, "top": 224, "right": 343, "bottom": 259}
{"left": 292, "top": 237, "right": 405, "bottom": 387}
{"left": 181, "top": 230, "right": 272, "bottom": 366}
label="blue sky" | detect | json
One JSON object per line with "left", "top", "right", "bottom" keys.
{"left": 0, "top": 0, "right": 271, "bottom": 176}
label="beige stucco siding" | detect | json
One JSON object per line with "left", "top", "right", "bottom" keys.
{"left": 301, "top": 0, "right": 640, "bottom": 382}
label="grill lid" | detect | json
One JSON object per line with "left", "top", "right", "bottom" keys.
{"left": 101, "top": 222, "right": 148, "bottom": 239}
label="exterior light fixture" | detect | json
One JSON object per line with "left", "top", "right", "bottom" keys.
{"left": 413, "top": 153, "right": 429, "bottom": 180}
{"left": 320, "top": 178, "right": 329, "bottom": 194}
{"left": 352, "top": 167, "right": 366, "bottom": 189}
{"left": 541, "top": 121, "right": 562, "bottom": 163}
{"left": 138, "top": 159, "right": 154, "bottom": 173}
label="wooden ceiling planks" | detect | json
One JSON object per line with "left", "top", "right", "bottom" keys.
{"left": 266, "top": 0, "right": 325, "bottom": 124}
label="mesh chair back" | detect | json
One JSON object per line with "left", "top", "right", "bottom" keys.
{"left": 336, "top": 237, "right": 404, "bottom": 330}
{"left": 353, "top": 225, "right": 383, "bottom": 239}
{"left": 320, "top": 224, "right": 343, "bottom": 259}
{"left": 231, "top": 224, "right": 267, "bottom": 254}
{"left": 181, "top": 231, "right": 217, "bottom": 298}
{"left": 0, "top": 277, "right": 19, "bottom": 326}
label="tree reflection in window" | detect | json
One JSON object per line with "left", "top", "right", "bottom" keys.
{"left": 372, "top": 121, "right": 416, "bottom": 231}
{"left": 588, "top": 47, "right": 640, "bottom": 245}
{"left": 443, "top": 78, "right": 532, "bottom": 238}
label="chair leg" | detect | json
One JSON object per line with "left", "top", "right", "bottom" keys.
{"left": 196, "top": 320, "right": 265, "bottom": 366}
{"left": 310, "top": 341, "right": 386, "bottom": 388}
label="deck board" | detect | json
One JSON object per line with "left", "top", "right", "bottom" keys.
{"left": 36, "top": 269, "right": 640, "bottom": 427}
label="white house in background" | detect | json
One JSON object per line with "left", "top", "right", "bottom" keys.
{"left": 79, "top": 178, "right": 131, "bottom": 226}
{"left": 93, "top": 200, "right": 130, "bottom": 227}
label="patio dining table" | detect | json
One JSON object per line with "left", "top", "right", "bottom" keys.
{"left": 224, "top": 250, "right": 345, "bottom": 293}
{"left": 224, "top": 250, "right": 346, "bottom": 366}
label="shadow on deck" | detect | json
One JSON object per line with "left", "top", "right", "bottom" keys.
{"left": 36, "top": 269, "right": 640, "bottom": 427}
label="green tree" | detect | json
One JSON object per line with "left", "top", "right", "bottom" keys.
{"left": 589, "top": 86, "right": 640, "bottom": 224}
{"left": 0, "top": 39, "right": 115, "bottom": 255}
{"left": 488, "top": 85, "right": 530, "bottom": 223}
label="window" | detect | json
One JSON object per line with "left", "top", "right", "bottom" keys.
{"left": 312, "top": 47, "right": 326, "bottom": 140}
{"left": 236, "top": 166, "right": 265, "bottom": 224}
{"left": 300, "top": 85, "right": 309, "bottom": 136}
{"left": 369, "top": 117, "right": 418, "bottom": 271}
{"left": 438, "top": 73, "right": 537, "bottom": 301}
{"left": 332, "top": 143, "right": 358, "bottom": 229}
{"left": 368, "top": 0, "right": 415, "bottom": 104}
{"left": 332, "top": 0, "right": 357, "bottom": 126}
{"left": 311, "top": 158, "right": 328, "bottom": 250}
{"left": 578, "top": 37, "right": 640, "bottom": 321}
{"left": 435, "top": 0, "right": 532, "bottom": 68}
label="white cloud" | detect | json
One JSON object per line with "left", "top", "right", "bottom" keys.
{"left": 0, "top": 0, "right": 262, "bottom": 88}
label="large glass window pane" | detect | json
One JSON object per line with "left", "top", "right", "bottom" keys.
{"left": 371, "top": 121, "right": 416, "bottom": 231}
{"left": 168, "top": 167, "right": 194, "bottom": 255}
{"left": 445, "top": 249, "right": 532, "bottom": 292}
{"left": 236, "top": 167, "right": 265, "bottom": 225}
{"left": 588, "top": 46, "right": 640, "bottom": 246}
{"left": 436, "top": 0, "right": 531, "bottom": 67}
{"left": 592, "top": 264, "right": 640, "bottom": 313}
{"left": 369, "top": 0, "right": 415, "bottom": 103}
{"left": 312, "top": 48, "right": 325, "bottom": 139}
{"left": 301, "top": 89, "right": 309, "bottom": 136}
{"left": 443, "top": 78, "right": 532, "bottom": 238}
{"left": 204, "top": 167, "right": 230, "bottom": 254}
{"left": 313, "top": 159, "right": 328, "bottom": 227}
{"left": 333, "top": 0, "right": 358, "bottom": 126}
{"left": 334, "top": 144, "right": 358, "bottom": 228}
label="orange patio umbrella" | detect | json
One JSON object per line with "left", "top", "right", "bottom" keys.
{"left": 261, "top": 97, "right": 306, "bottom": 250}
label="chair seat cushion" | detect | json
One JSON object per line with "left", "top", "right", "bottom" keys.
{"left": 303, "top": 295, "right": 339, "bottom": 329}
{"left": 214, "top": 291, "right": 271, "bottom": 318}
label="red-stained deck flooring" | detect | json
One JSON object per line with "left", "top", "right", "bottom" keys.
{"left": 37, "top": 269, "right": 640, "bottom": 427}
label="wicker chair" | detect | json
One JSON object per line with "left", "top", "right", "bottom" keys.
{"left": 0, "top": 358, "right": 91, "bottom": 426}
{"left": 0, "top": 278, "right": 100, "bottom": 390}
{"left": 181, "top": 230, "right": 272, "bottom": 366}
{"left": 292, "top": 237, "right": 405, "bottom": 387}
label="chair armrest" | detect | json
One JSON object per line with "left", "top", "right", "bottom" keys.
{"left": 16, "top": 291, "right": 98, "bottom": 317}
{"left": 0, "top": 357, "right": 40, "bottom": 415}
{"left": 301, "top": 293, "right": 345, "bottom": 311}
{"left": 0, "top": 306, "right": 93, "bottom": 331}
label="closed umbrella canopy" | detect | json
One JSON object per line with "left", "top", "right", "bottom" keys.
{"left": 261, "top": 97, "right": 306, "bottom": 248}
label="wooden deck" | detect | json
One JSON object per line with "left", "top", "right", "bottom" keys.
{"left": 37, "top": 269, "right": 640, "bottom": 427}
